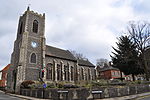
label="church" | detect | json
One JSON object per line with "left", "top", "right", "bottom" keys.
{"left": 7, "top": 7, "right": 96, "bottom": 92}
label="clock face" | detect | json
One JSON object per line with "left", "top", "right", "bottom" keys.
{"left": 31, "top": 41, "right": 38, "bottom": 48}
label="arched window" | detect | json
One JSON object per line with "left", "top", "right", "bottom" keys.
{"left": 81, "top": 68, "right": 84, "bottom": 80}
{"left": 19, "top": 22, "right": 23, "bottom": 34}
{"left": 60, "top": 62, "right": 63, "bottom": 81}
{"left": 93, "top": 69, "right": 96, "bottom": 80}
{"left": 30, "top": 53, "right": 36, "bottom": 63}
{"left": 64, "top": 65, "right": 67, "bottom": 81}
{"left": 71, "top": 66, "right": 74, "bottom": 81}
{"left": 32, "top": 20, "right": 38, "bottom": 33}
{"left": 67, "top": 64, "right": 70, "bottom": 81}
{"left": 88, "top": 68, "right": 91, "bottom": 80}
{"left": 64, "top": 64, "right": 70, "bottom": 81}
{"left": 84, "top": 69, "right": 88, "bottom": 80}
{"left": 78, "top": 68, "right": 81, "bottom": 80}
{"left": 57, "top": 64, "right": 61, "bottom": 81}
{"left": 46, "top": 63, "right": 53, "bottom": 80}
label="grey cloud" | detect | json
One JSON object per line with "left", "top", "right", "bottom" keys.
{"left": 1, "top": 0, "right": 150, "bottom": 69}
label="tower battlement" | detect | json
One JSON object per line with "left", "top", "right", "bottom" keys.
{"left": 21, "top": 7, "right": 45, "bottom": 18}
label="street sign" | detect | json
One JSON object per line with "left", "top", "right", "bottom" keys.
{"left": 43, "top": 83, "right": 47, "bottom": 88}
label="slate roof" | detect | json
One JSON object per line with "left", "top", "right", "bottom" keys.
{"left": 1, "top": 64, "right": 10, "bottom": 71}
{"left": 45, "top": 45, "right": 95, "bottom": 67}
{"left": 99, "top": 66, "right": 119, "bottom": 72}
{"left": 78, "top": 59, "right": 95, "bottom": 68}
{"left": 45, "top": 45, "right": 76, "bottom": 61}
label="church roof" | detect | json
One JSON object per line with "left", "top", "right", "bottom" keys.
{"left": 45, "top": 45, "right": 95, "bottom": 67}
{"left": 99, "top": 66, "right": 119, "bottom": 72}
{"left": 78, "top": 59, "right": 95, "bottom": 68}
{"left": 45, "top": 45, "right": 76, "bottom": 61}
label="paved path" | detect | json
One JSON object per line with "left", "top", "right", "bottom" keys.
{"left": 134, "top": 95, "right": 150, "bottom": 100}
{"left": 96, "top": 92, "right": 150, "bottom": 100}
{"left": 1, "top": 90, "right": 150, "bottom": 100}
{"left": 0, "top": 91, "right": 21, "bottom": 100}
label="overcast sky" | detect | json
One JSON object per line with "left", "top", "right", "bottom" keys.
{"left": 0, "top": 0, "right": 150, "bottom": 70}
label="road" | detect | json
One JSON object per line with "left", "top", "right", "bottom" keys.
{"left": 136, "top": 95, "right": 150, "bottom": 100}
{"left": 0, "top": 91, "right": 21, "bottom": 100}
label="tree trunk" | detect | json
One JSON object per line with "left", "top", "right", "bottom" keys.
{"left": 120, "top": 71, "right": 123, "bottom": 81}
{"left": 143, "top": 53, "right": 149, "bottom": 81}
{"left": 132, "top": 74, "right": 135, "bottom": 81}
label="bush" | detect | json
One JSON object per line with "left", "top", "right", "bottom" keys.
{"left": 126, "top": 80, "right": 142, "bottom": 85}
{"left": 21, "top": 80, "right": 35, "bottom": 89}
{"left": 91, "top": 80, "right": 109, "bottom": 87}
{"left": 47, "top": 82, "right": 55, "bottom": 88}
{"left": 109, "top": 79, "right": 126, "bottom": 86}
{"left": 141, "top": 81, "right": 150, "bottom": 84}
{"left": 28, "top": 84, "right": 36, "bottom": 89}
{"left": 109, "top": 82, "right": 126, "bottom": 86}
{"left": 75, "top": 80, "right": 89, "bottom": 87}
{"left": 63, "top": 84, "right": 79, "bottom": 89}
{"left": 110, "top": 79, "right": 121, "bottom": 83}
{"left": 84, "top": 83, "right": 93, "bottom": 88}
{"left": 55, "top": 82, "right": 79, "bottom": 89}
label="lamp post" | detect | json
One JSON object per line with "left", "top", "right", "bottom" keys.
{"left": 39, "top": 68, "right": 46, "bottom": 98}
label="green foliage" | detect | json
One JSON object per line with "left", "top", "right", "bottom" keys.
{"left": 111, "top": 35, "right": 144, "bottom": 80}
{"left": 75, "top": 80, "right": 88, "bottom": 87}
{"left": 25, "top": 80, "right": 150, "bottom": 89}
{"left": 28, "top": 81, "right": 80, "bottom": 89}
{"left": 90, "top": 80, "right": 109, "bottom": 87}
{"left": 125, "top": 80, "right": 142, "bottom": 85}
{"left": 21, "top": 80, "right": 35, "bottom": 88}
{"left": 47, "top": 82, "right": 56, "bottom": 88}
{"left": 28, "top": 84, "right": 36, "bottom": 89}
{"left": 47, "top": 81, "right": 79, "bottom": 89}
{"left": 110, "top": 79, "right": 121, "bottom": 83}
{"left": 127, "top": 21, "right": 150, "bottom": 81}
{"left": 109, "top": 79, "right": 126, "bottom": 86}
{"left": 30, "top": 81, "right": 44, "bottom": 89}
{"left": 56, "top": 82, "right": 65, "bottom": 88}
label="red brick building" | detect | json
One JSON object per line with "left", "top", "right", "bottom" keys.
{"left": 0, "top": 64, "right": 10, "bottom": 87}
{"left": 97, "top": 66, "right": 125, "bottom": 80}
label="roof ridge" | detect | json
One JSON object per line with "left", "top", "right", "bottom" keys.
{"left": 45, "top": 45, "right": 76, "bottom": 61}
{"left": 78, "top": 59, "right": 95, "bottom": 67}
{"left": 46, "top": 45, "right": 67, "bottom": 51}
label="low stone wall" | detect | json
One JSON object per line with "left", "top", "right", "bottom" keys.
{"left": 0, "top": 87, "right": 5, "bottom": 91}
{"left": 20, "top": 84, "right": 150, "bottom": 100}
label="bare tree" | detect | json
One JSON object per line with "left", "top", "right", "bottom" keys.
{"left": 70, "top": 50, "right": 87, "bottom": 60}
{"left": 127, "top": 21, "right": 150, "bottom": 81}
{"left": 96, "top": 58, "right": 109, "bottom": 68}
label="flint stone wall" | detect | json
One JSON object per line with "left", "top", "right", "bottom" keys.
{"left": 20, "top": 84, "right": 150, "bottom": 100}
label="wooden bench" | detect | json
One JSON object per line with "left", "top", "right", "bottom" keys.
{"left": 92, "top": 90, "right": 103, "bottom": 99}
{"left": 57, "top": 90, "right": 69, "bottom": 100}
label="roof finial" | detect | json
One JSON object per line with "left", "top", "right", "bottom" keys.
{"left": 27, "top": 4, "right": 31, "bottom": 11}
{"left": 43, "top": 13, "right": 45, "bottom": 17}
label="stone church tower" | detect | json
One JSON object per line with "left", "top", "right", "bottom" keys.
{"left": 7, "top": 7, "right": 46, "bottom": 92}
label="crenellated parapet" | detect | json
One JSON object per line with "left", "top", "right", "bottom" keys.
{"left": 20, "top": 6, "right": 45, "bottom": 18}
